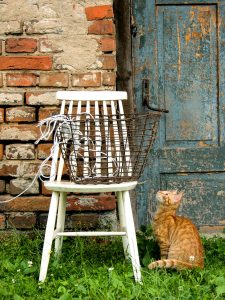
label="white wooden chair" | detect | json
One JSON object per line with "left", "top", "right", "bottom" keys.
{"left": 39, "top": 91, "right": 142, "bottom": 282}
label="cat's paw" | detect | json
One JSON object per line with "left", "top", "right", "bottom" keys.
{"left": 148, "top": 261, "right": 157, "bottom": 269}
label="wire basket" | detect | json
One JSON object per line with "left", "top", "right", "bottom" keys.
{"left": 56, "top": 112, "right": 161, "bottom": 184}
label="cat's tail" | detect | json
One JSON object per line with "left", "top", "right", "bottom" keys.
{"left": 148, "top": 259, "right": 203, "bottom": 270}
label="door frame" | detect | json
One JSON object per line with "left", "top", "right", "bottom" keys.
{"left": 114, "top": 0, "right": 159, "bottom": 226}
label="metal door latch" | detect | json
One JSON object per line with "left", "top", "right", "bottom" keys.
{"left": 142, "top": 79, "right": 169, "bottom": 113}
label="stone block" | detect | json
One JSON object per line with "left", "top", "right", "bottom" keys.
{"left": 72, "top": 72, "right": 101, "bottom": 87}
{"left": 0, "top": 124, "right": 39, "bottom": 140}
{"left": 6, "top": 107, "right": 36, "bottom": 122}
{"left": 0, "top": 21, "right": 22, "bottom": 35}
{"left": 9, "top": 178, "right": 39, "bottom": 195}
{"left": 25, "top": 19, "right": 63, "bottom": 34}
{"left": 5, "top": 144, "right": 35, "bottom": 160}
{"left": 0, "top": 93, "right": 23, "bottom": 106}
{"left": 0, "top": 180, "right": 5, "bottom": 193}
{"left": 26, "top": 92, "right": 58, "bottom": 106}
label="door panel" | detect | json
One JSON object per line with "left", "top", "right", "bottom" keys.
{"left": 133, "top": 0, "right": 225, "bottom": 227}
{"left": 158, "top": 6, "right": 217, "bottom": 145}
{"left": 160, "top": 173, "right": 225, "bottom": 225}
{"left": 160, "top": 147, "right": 225, "bottom": 173}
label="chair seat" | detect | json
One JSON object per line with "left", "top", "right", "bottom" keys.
{"left": 44, "top": 180, "right": 138, "bottom": 194}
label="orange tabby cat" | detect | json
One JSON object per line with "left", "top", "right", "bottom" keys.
{"left": 148, "top": 190, "right": 204, "bottom": 270}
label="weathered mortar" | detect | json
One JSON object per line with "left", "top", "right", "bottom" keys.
{"left": 0, "top": 0, "right": 112, "bottom": 72}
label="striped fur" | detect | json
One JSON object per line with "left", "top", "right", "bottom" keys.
{"left": 149, "top": 259, "right": 199, "bottom": 270}
{"left": 148, "top": 190, "right": 204, "bottom": 270}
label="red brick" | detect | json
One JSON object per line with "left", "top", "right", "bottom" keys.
{"left": 67, "top": 195, "right": 116, "bottom": 211}
{"left": 0, "top": 56, "right": 52, "bottom": 70}
{"left": 39, "top": 72, "right": 69, "bottom": 87}
{"left": 0, "top": 214, "right": 5, "bottom": 229}
{"left": 38, "top": 212, "right": 114, "bottom": 230}
{"left": 102, "top": 72, "right": 116, "bottom": 86}
{"left": 70, "top": 213, "right": 100, "bottom": 229}
{"left": 6, "top": 107, "right": 36, "bottom": 122}
{"left": 5, "top": 38, "right": 37, "bottom": 53}
{"left": 8, "top": 212, "right": 36, "bottom": 229}
{"left": 0, "top": 108, "right": 4, "bottom": 123}
{"left": 100, "top": 55, "right": 116, "bottom": 69}
{"left": 0, "top": 195, "right": 50, "bottom": 212}
{"left": 41, "top": 182, "right": 52, "bottom": 196}
{"left": 37, "top": 143, "right": 52, "bottom": 159}
{"left": 0, "top": 161, "right": 19, "bottom": 177}
{"left": 0, "top": 124, "right": 39, "bottom": 140}
{"left": 6, "top": 73, "right": 37, "bottom": 87}
{"left": 88, "top": 20, "right": 114, "bottom": 35}
{"left": 72, "top": 72, "right": 101, "bottom": 87}
{"left": 38, "top": 107, "right": 59, "bottom": 120}
{"left": 0, "top": 195, "right": 115, "bottom": 212}
{"left": 99, "top": 38, "right": 116, "bottom": 52}
{"left": 85, "top": 5, "right": 113, "bottom": 20}
{"left": 0, "top": 144, "right": 3, "bottom": 160}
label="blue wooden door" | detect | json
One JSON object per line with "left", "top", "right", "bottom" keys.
{"left": 133, "top": 0, "right": 225, "bottom": 228}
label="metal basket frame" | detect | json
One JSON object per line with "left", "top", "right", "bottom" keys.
{"left": 56, "top": 111, "right": 161, "bottom": 184}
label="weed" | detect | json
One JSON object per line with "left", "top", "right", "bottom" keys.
{"left": 0, "top": 230, "right": 224, "bottom": 299}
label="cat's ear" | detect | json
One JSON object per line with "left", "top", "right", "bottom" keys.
{"left": 173, "top": 191, "right": 183, "bottom": 203}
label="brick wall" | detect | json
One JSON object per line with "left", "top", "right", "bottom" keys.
{"left": 0, "top": 0, "right": 117, "bottom": 230}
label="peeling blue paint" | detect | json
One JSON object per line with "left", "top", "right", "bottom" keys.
{"left": 133, "top": 0, "right": 225, "bottom": 227}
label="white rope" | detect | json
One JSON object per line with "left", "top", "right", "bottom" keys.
{"left": 0, "top": 115, "right": 67, "bottom": 204}
{"left": 0, "top": 113, "right": 121, "bottom": 204}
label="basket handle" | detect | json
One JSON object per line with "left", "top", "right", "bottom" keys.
{"left": 142, "top": 79, "right": 169, "bottom": 113}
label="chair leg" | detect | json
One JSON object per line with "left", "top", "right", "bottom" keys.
{"left": 55, "top": 192, "right": 67, "bottom": 256}
{"left": 39, "top": 191, "right": 60, "bottom": 282}
{"left": 116, "top": 191, "right": 129, "bottom": 258}
{"left": 123, "top": 191, "right": 142, "bottom": 283}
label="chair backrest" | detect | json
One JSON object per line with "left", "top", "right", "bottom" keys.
{"left": 51, "top": 91, "right": 131, "bottom": 183}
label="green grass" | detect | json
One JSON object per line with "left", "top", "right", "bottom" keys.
{"left": 0, "top": 229, "right": 225, "bottom": 300}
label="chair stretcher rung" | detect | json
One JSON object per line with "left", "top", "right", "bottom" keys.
{"left": 56, "top": 231, "right": 126, "bottom": 237}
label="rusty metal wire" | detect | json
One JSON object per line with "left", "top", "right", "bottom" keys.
{"left": 56, "top": 112, "right": 161, "bottom": 184}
